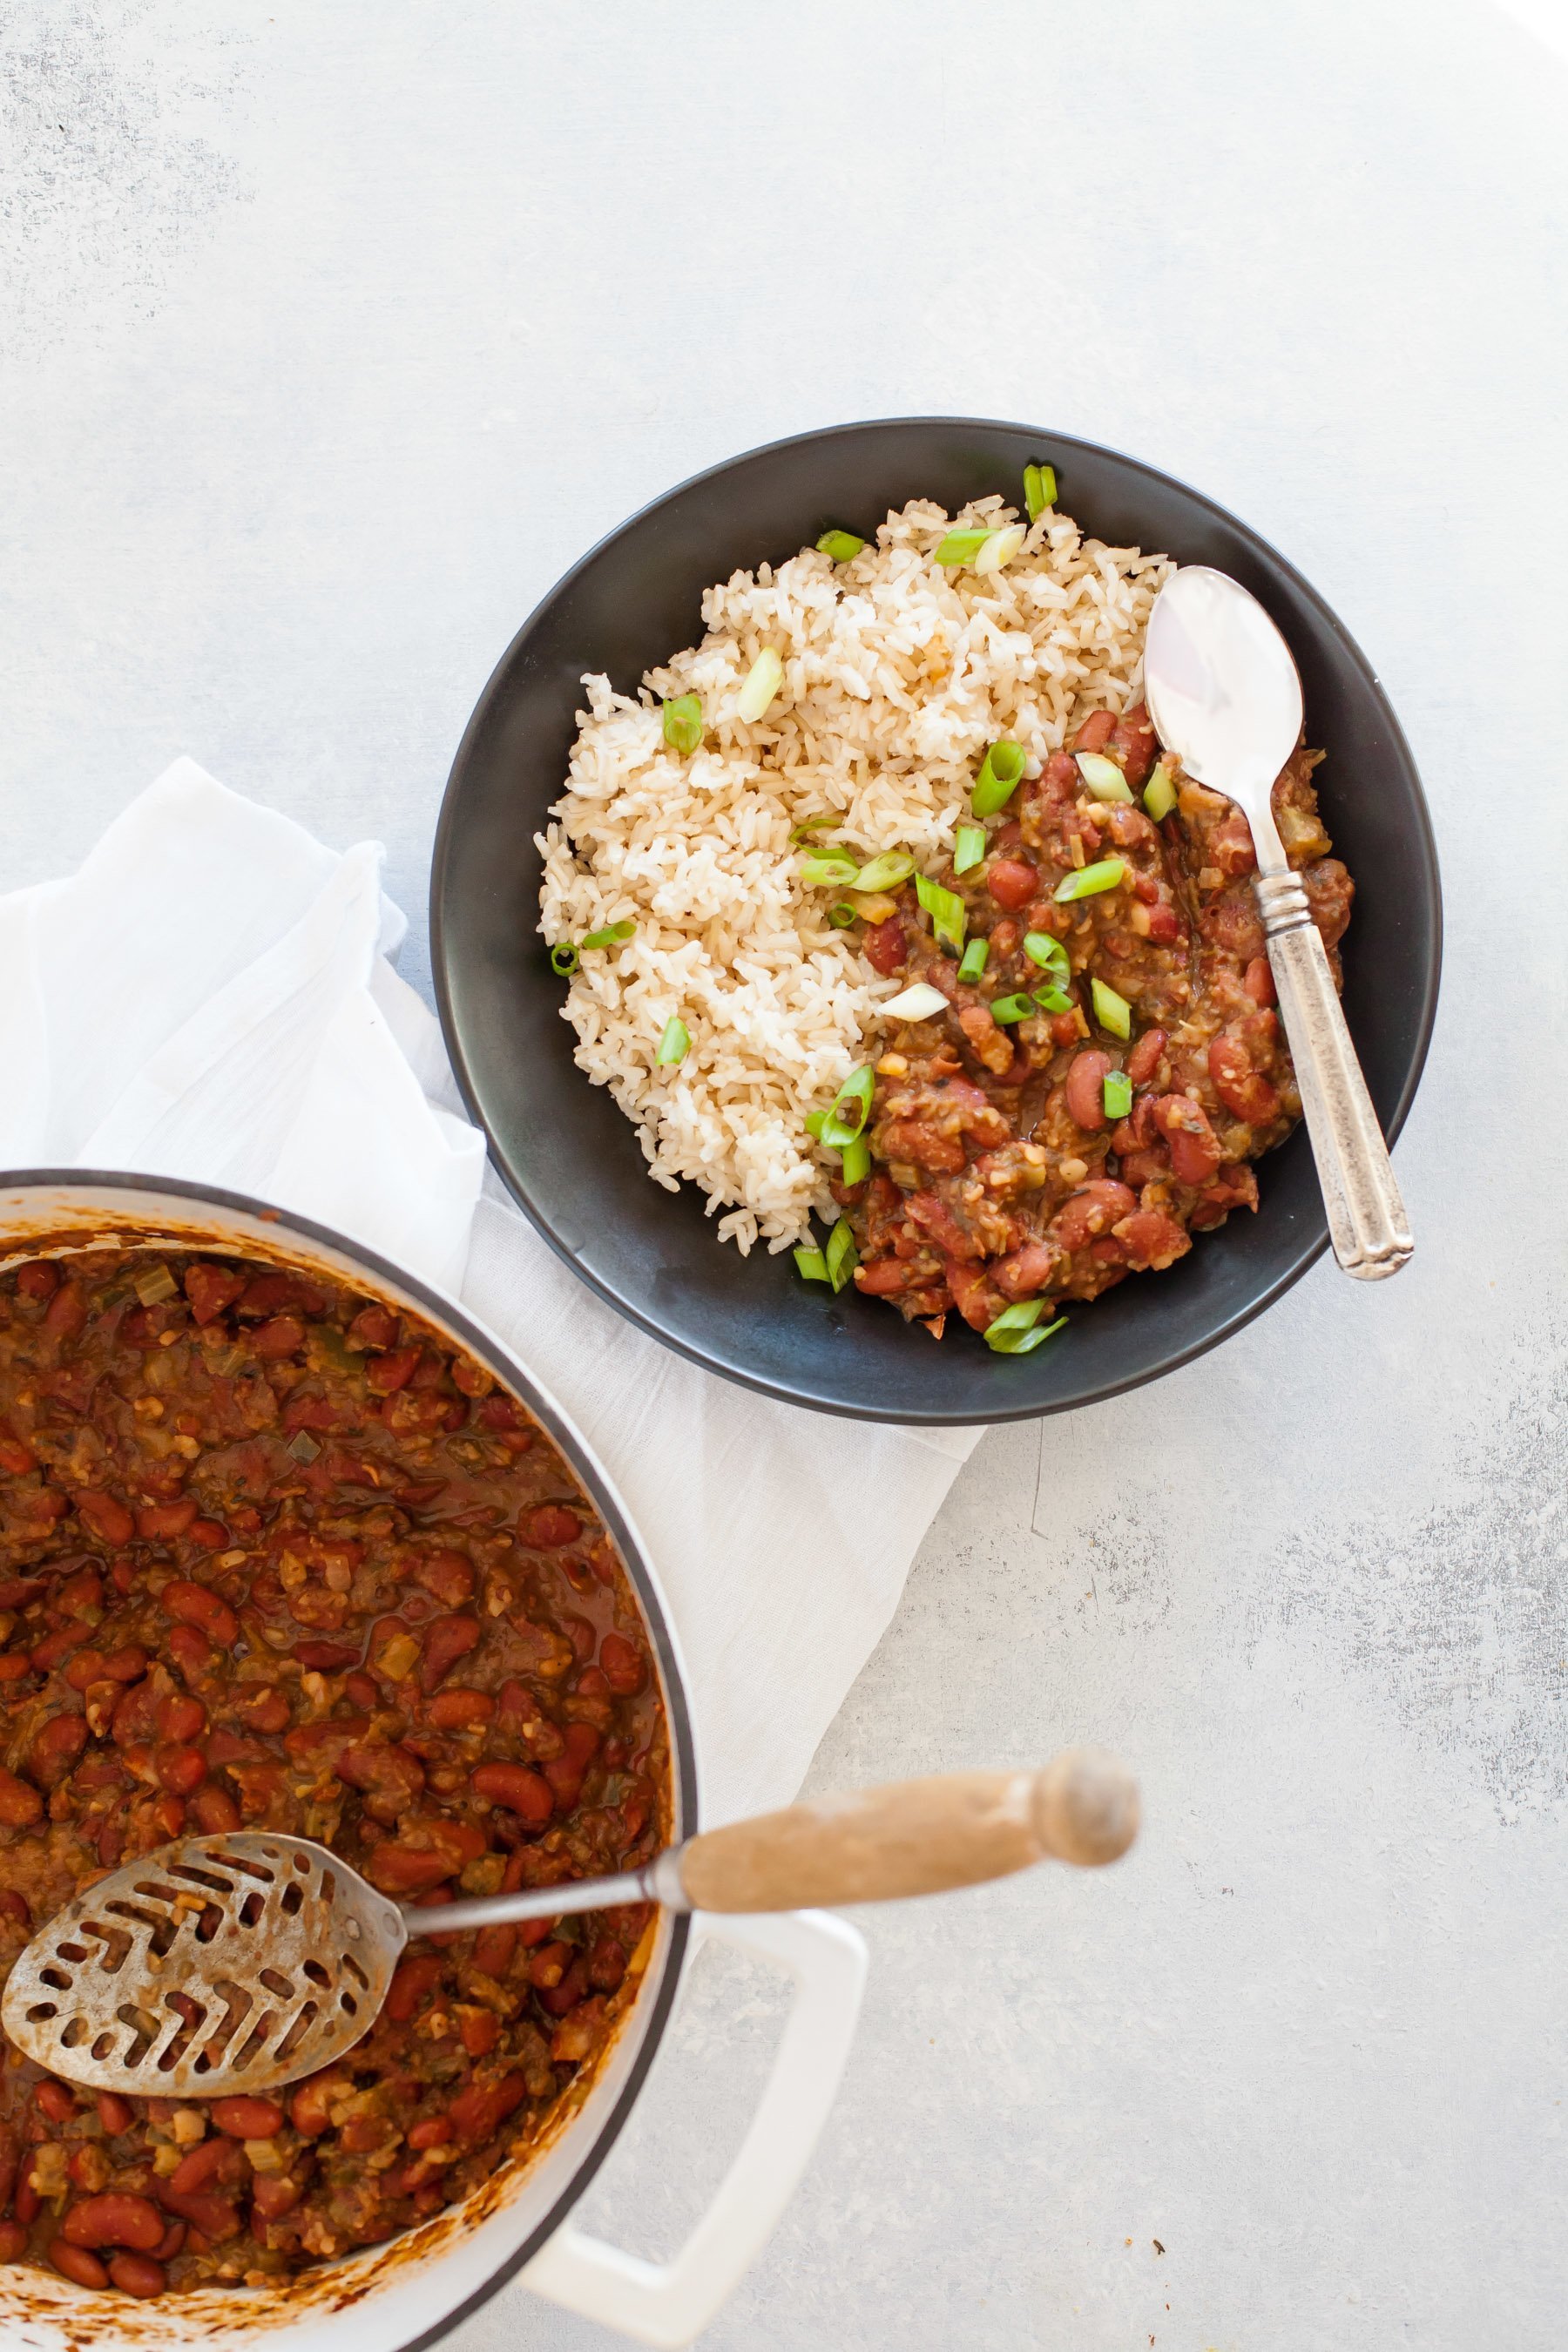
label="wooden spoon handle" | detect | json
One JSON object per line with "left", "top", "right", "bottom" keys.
{"left": 674, "top": 1749, "right": 1138, "bottom": 1914}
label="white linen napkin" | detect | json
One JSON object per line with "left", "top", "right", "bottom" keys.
{"left": 0, "top": 760, "right": 980, "bottom": 1823}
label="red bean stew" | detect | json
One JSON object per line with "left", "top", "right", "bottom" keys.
{"left": 0, "top": 1247, "right": 668, "bottom": 2296}
{"left": 841, "top": 707, "right": 1353, "bottom": 1336}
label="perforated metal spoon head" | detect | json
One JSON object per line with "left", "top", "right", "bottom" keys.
{"left": 2, "top": 1833, "right": 409, "bottom": 2098}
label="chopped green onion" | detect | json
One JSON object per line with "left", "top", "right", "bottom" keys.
{"left": 879, "top": 981, "right": 950, "bottom": 1023}
{"left": 956, "top": 936, "right": 990, "bottom": 984}
{"left": 550, "top": 940, "right": 580, "bottom": 977}
{"left": 824, "top": 1217, "right": 859, "bottom": 1293}
{"left": 1075, "top": 751, "right": 1133, "bottom": 804}
{"left": 1144, "top": 762, "right": 1178, "bottom": 822}
{"left": 287, "top": 1428, "right": 321, "bottom": 1463}
{"left": 737, "top": 647, "right": 785, "bottom": 722}
{"left": 656, "top": 1016, "right": 690, "bottom": 1065}
{"left": 804, "top": 1111, "right": 828, "bottom": 1140}
{"left": 915, "top": 871, "right": 966, "bottom": 955}
{"left": 789, "top": 813, "right": 835, "bottom": 841}
{"left": 989, "top": 994, "right": 1035, "bottom": 1025}
{"left": 821, "top": 1065, "right": 875, "bottom": 1151}
{"left": 1023, "top": 463, "right": 1058, "bottom": 521}
{"left": 132, "top": 1263, "right": 178, "bottom": 1308}
{"left": 972, "top": 740, "right": 1026, "bottom": 819}
{"left": 1103, "top": 1070, "right": 1133, "bottom": 1120}
{"left": 1023, "top": 932, "right": 1069, "bottom": 981}
{"left": 1033, "top": 986, "right": 1073, "bottom": 1016}
{"left": 840, "top": 1134, "right": 871, "bottom": 1186}
{"left": 828, "top": 902, "right": 858, "bottom": 928}
{"left": 581, "top": 920, "right": 637, "bottom": 950}
{"left": 1091, "top": 977, "right": 1132, "bottom": 1039}
{"left": 953, "top": 823, "right": 987, "bottom": 875}
{"left": 853, "top": 850, "right": 915, "bottom": 895}
{"left": 935, "top": 528, "right": 990, "bottom": 567}
{"left": 662, "top": 693, "right": 703, "bottom": 755}
{"left": 1055, "top": 858, "right": 1126, "bottom": 902}
{"left": 816, "top": 529, "right": 866, "bottom": 563}
{"left": 799, "top": 847, "right": 861, "bottom": 889}
{"left": 983, "top": 1298, "right": 1067, "bottom": 1355}
{"left": 794, "top": 1245, "right": 830, "bottom": 1283}
{"left": 974, "top": 525, "right": 1026, "bottom": 577}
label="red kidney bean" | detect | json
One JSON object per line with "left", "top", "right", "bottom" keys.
{"left": 74, "top": 1489, "right": 134, "bottom": 1546}
{"left": 50, "top": 2239, "right": 109, "bottom": 2289}
{"left": 249, "top": 1314, "right": 304, "bottom": 1359}
{"left": 112, "top": 1680, "right": 159, "bottom": 1747}
{"left": 1146, "top": 899, "right": 1181, "bottom": 944}
{"left": 457, "top": 2007, "right": 498, "bottom": 2058}
{"left": 411, "top": 1549, "right": 475, "bottom": 1608}
{"left": 189, "top": 1782, "right": 241, "bottom": 1833}
{"left": 30, "top": 1713, "right": 87, "bottom": 1788}
{"left": 211, "top": 2094, "right": 285, "bottom": 2141}
{"left": 183, "top": 1263, "right": 245, "bottom": 1324}
{"left": 96, "top": 2092, "right": 133, "bottom": 2137}
{"left": 154, "top": 1743, "right": 208, "bottom": 1795}
{"left": 543, "top": 1722, "right": 602, "bottom": 1812}
{"left": 348, "top": 1301, "right": 398, "bottom": 1350}
{"left": 1209, "top": 1034, "right": 1281, "bottom": 1125}
{"left": 1242, "top": 955, "right": 1275, "bottom": 1007}
{"left": 586, "top": 1934, "right": 627, "bottom": 1993}
{"left": 1125, "top": 1027, "right": 1166, "bottom": 1087}
{"left": 0, "top": 2220, "right": 27, "bottom": 2261}
{"left": 428, "top": 1686, "right": 495, "bottom": 1730}
{"left": 1115, "top": 1208, "right": 1192, "bottom": 1269}
{"left": 365, "top": 1841, "right": 458, "bottom": 1896}
{"left": 985, "top": 857, "right": 1039, "bottom": 911}
{"left": 386, "top": 1955, "right": 445, "bottom": 2023}
{"left": 523, "top": 1505, "right": 581, "bottom": 1550}
{"left": 1152, "top": 1092, "right": 1223, "bottom": 1185}
{"left": 289, "top": 2067, "right": 348, "bottom": 2139}
{"left": 15, "top": 2171, "right": 41, "bottom": 2226}
{"left": 44, "top": 1281, "right": 87, "bottom": 1340}
{"left": 62, "top": 2191, "right": 165, "bottom": 2250}
{"left": 0, "top": 1430, "right": 37, "bottom": 1476}
{"left": 35, "top": 2079, "right": 77, "bottom": 2124}
{"left": 862, "top": 916, "right": 906, "bottom": 976}
{"left": 187, "top": 1517, "right": 228, "bottom": 1551}
{"left": 250, "top": 2174, "right": 300, "bottom": 2222}
{"left": 0, "top": 1766, "right": 43, "bottom": 1828}
{"left": 472, "top": 1759, "right": 556, "bottom": 1822}
{"left": 16, "top": 1260, "right": 59, "bottom": 1298}
{"left": 598, "top": 1633, "right": 647, "bottom": 1696}
{"left": 159, "top": 1580, "right": 239, "bottom": 1646}
{"left": 109, "top": 2253, "right": 166, "bottom": 2297}
{"left": 537, "top": 1957, "right": 590, "bottom": 2018}
{"left": 365, "top": 1345, "right": 420, "bottom": 1395}
{"left": 418, "top": 1612, "right": 480, "bottom": 1693}
{"left": 151, "top": 1794, "right": 186, "bottom": 1839}
{"left": 446, "top": 2072, "right": 527, "bottom": 2144}
{"left": 233, "top": 1684, "right": 291, "bottom": 1734}
{"left": 154, "top": 2183, "right": 240, "bottom": 2240}
{"left": 1048, "top": 1179, "right": 1138, "bottom": 1254}
{"left": 136, "top": 1499, "right": 199, "bottom": 1541}
{"left": 527, "top": 1940, "right": 571, "bottom": 1990}
{"left": 1064, "top": 1050, "right": 1112, "bottom": 1132}
{"left": 472, "top": 1923, "right": 518, "bottom": 1978}
{"left": 156, "top": 1693, "right": 206, "bottom": 1742}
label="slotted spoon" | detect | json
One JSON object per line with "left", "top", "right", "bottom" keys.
{"left": 2, "top": 1747, "right": 1137, "bottom": 2098}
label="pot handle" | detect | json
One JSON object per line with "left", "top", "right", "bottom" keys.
{"left": 522, "top": 1907, "right": 868, "bottom": 2348}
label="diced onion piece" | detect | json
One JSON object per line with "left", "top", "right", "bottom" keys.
{"left": 1090, "top": 977, "right": 1132, "bottom": 1039}
{"left": 737, "top": 648, "right": 785, "bottom": 721}
{"left": 973, "top": 525, "right": 1026, "bottom": 577}
{"left": 989, "top": 994, "right": 1034, "bottom": 1024}
{"left": 662, "top": 693, "right": 703, "bottom": 754}
{"left": 816, "top": 529, "right": 866, "bottom": 563}
{"left": 1103, "top": 1070, "right": 1133, "bottom": 1119}
{"left": 840, "top": 1134, "right": 871, "bottom": 1186}
{"left": 878, "top": 981, "right": 950, "bottom": 1023}
{"left": 1144, "top": 762, "right": 1178, "bottom": 821}
{"left": 956, "top": 937, "right": 990, "bottom": 984}
{"left": 953, "top": 824, "right": 987, "bottom": 875}
{"left": 984, "top": 1299, "right": 1068, "bottom": 1355}
{"left": 853, "top": 849, "right": 915, "bottom": 895}
{"left": 655, "top": 1017, "right": 690, "bottom": 1066}
{"left": 1075, "top": 751, "right": 1133, "bottom": 803}
{"left": 1055, "top": 858, "right": 1126, "bottom": 903}
{"left": 915, "top": 871, "right": 966, "bottom": 955}
{"left": 824, "top": 1216, "right": 859, "bottom": 1293}
{"left": 934, "top": 528, "right": 990, "bottom": 567}
{"left": 972, "top": 740, "right": 1027, "bottom": 818}
{"left": 1023, "top": 463, "right": 1058, "bottom": 521}
{"left": 794, "top": 1246, "right": 830, "bottom": 1283}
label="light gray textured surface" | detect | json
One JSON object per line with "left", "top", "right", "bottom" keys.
{"left": 3, "top": 3, "right": 1565, "bottom": 2345}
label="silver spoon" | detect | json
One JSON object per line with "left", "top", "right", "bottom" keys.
{"left": 1144, "top": 565, "right": 1413, "bottom": 1280}
{"left": 2, "top": 1749, "right": 1137, "bottom": 2098}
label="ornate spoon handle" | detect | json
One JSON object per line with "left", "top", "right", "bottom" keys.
{"left": 1254, "top": 868, "right": 1413, "bottom": 1280}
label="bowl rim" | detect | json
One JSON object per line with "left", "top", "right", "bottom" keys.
{"left": 430, "top": 415, "right": 1443, "bottom": 1425}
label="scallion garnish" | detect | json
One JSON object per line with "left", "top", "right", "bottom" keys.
{"left": 956, "top": 936, "right": 990, "bottom": 985}
{"left": 789, "top": 813, "right": 835, "bottom": 842}
{"left": 828, "top": 902, "right": 857, "bottom": 928}
{"left": 824, "top": 1217, "right": 859, "bottom": 1293}
{"left": 989, "top": 994, "right": 1035, "bottom": 1025}
{"left": 853, "top": 849, "right": 915, "bottom": 895}
{"left": 1023, "top": 463, "right": 1058, "bottom": 521}
{"left": 879, "top": 981, "right": 950, "bottom": 1023}
{"left": 972, "top": 740, "right": 1026, "bottom": 819}
{"left": 737, "top": 648, "right": 785, "bottom": 722}
{"left": 1054, "top": 859, "right": 1125, "bottom": 902}
{"left": 1023, "top": 932, "right": 1069, "bottom": 982}
{"left": 804, "top": 1111, "right": 828, "bottom": 1140}
{"left": 1090, "top": 977, "right": 1132, "bottom": 1039}
{"left": 821, "top": 1065, "right": 875, "bottom": 1151}
{"left": 840, "top": 1134, "right": 871, "bottom": 1186}
{"left": 973, "top": 525, "right": 1026, "bottom": 577}
{"left": 656, "top": 1017, "right": 690, "bottom": 1065}
{"left": 816, "top": 529, "right": 866, "bottom": 563}
{"left": 1103, "top": 1070, "right": 1133, "bottom": 1120}
{"left": 550, "top": 941, "right": 580, "bottom": 977}
{"left": 794, "top": 1245, "right": 830, "bottom": 1283}
{"left": 915, "top": 871, "right": 966, "bottom": 955}
{"left": 935, "top": 528, "right": 990, "bottom": 567}
{"left": 953, "top": 823, "right": 987, "bottom": 875}
{"left": 1033, "top": 984, "right": 1072, "bottom": 1016}
{"left": 133, "top": 1263, "right": 178, "bottom": 1308}
{"left": 1075, "top": 751, "right": 1133, "bottom": 804}
{"left": 581, "top": 920, "right": 637, "bottom": 950}
{"left": 799, "top": 847, "right": 861, "bottom": 889}
{"left": 983, "top": 1299, "right": 1067, "bottom": 1355}
{"left": 1144, "top": 763, "right": 1178, "bottom": 822}
{"left": 662, "top": 693, "right": 703, "bottom": 755}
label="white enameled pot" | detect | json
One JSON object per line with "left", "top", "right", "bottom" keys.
{"left": 0, "top": 1174, "right": 867, "bottom": 2352}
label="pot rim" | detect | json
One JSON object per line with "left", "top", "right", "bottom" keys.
{"left": 0, "top": 1166, "right": 700, "bottom": 2352}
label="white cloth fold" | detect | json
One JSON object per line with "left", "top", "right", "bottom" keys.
{"left": 0, "top": 762, "right": 980, "bottom": 1821}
